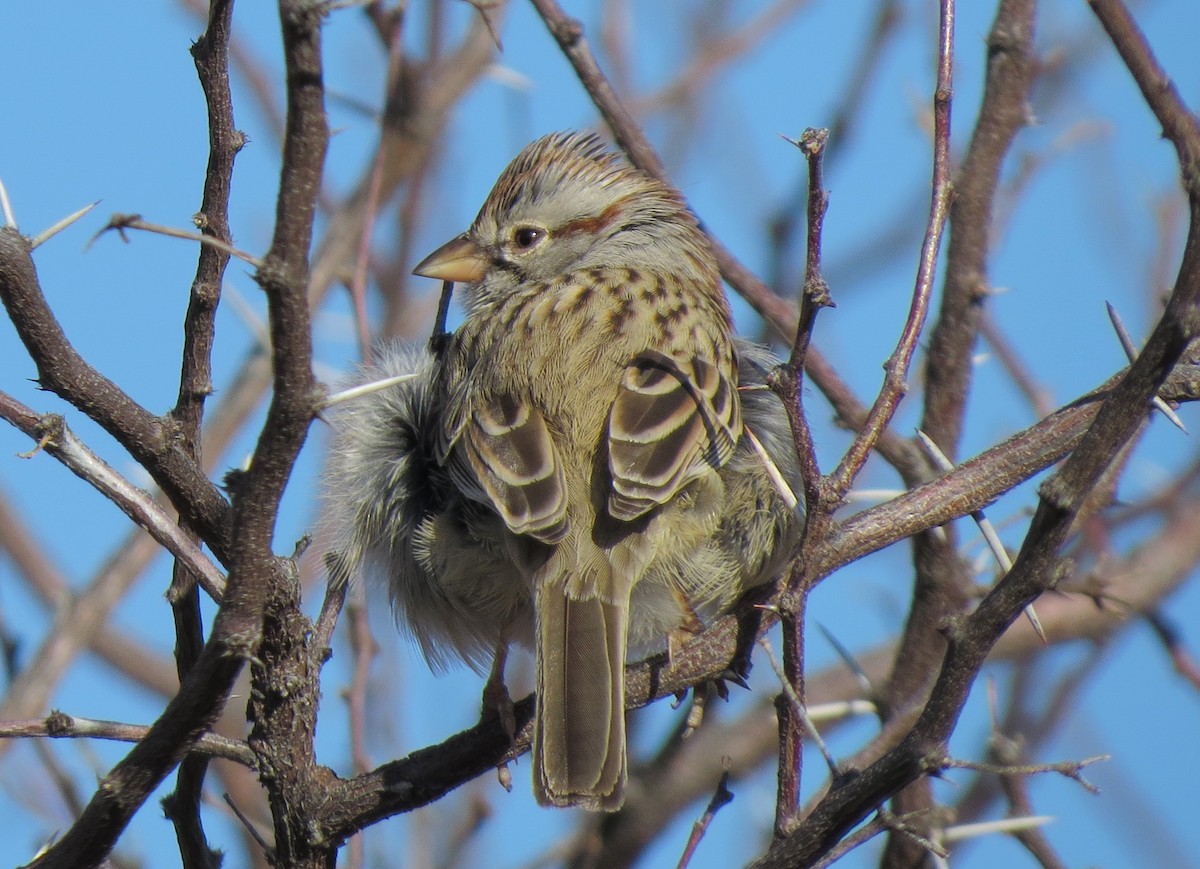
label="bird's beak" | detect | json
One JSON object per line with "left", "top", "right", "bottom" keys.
{"left": 412, "top": 233, "right": 490, "bottom": 283}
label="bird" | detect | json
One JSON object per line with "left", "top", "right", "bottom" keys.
{"left": 323, "top": 131, "right": 801, "bottom": 810}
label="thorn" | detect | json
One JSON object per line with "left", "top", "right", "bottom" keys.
{"left": 918, "top": 430, "right": 1047, "bottom": 643}
{"left": 30, "top": 201, "right": 100, "bottom": 249}
{"left": 1023, "top": 602, "right": 1047, "bottom": 644}
{"left": 0, "top": 177, "right": 15, "bottom": 228}
{"left": 88, "top": 212, "right": 262, "bottom": 266}
{"left": 943, "top": 815, "right": 1055, "bottom": 843}
{"left": 745, "top": 425, "right": 798, "bottom": 509}
{"left": 759, "top": 636, "right": 840, "bottom": 778}
{"left": 916, "top": 429, "right": 953, "bottom": 472}
{"left": 1153, "top": 399, "right": 1188, "bottom": 433}
{"left": 1106, "top": 302, "right": 1187, "bottom": 433}
{"left": 323, "top": 372, "right": 420, "bottom": 408}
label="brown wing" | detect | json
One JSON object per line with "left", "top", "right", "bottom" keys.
{"left": 455, "top": 391, "right": 569, "bottom": 544}
{"left": 606, "top": 349, "right": 741, "bottom": 522}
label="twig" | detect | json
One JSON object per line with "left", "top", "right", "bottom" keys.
{"left": 167, "top": 6, "right": 243, "bottom": 859}
{"left": 675, "top": 772, "right": 735, "bottom": 869}
{"left": 24, "top": 0, "right": 330, "bottom": 863}
{"left": 342, "top": 583, "right": 378, "bottom": 778}
{"left": 223, "top": 793, "right": 276, "bottom": 863}
{"left": 766, "top": 0, "right": 900, "bottom": 280}
{"left": 980, "top": 312, "right": 1056, "bottom": 419}
{"left": 631, "top": 0, "right": 812, "bottom": 117}
{"left": 827, "top": 0, "right": 954, "bottom": 498}
{"left": 942, "top": 755, "right": 1107, "bottom": 795}
{"left": 348, "top": 14, "right": 405, "bottom": 361}
{"left": 809, "top": 813, "right": 887, "bottom": 869}
{"left": 89, "top": 213, "right": 261, "bottom": 267}
{"left": 0, "top": 395, "right": 226, "bottom": 601}
{"left": 879, "top": 810, "right": 949, "bottom": 861}
{"left": 0, "top": 227, "right": 234, "bottom": 563}
{"left": 314, "top": 551, "right": 351, "bottom": 654}
{"left": 1146, "top": 611, "right": 1200, "bottom": 693}
{"left": 771, "top": 129, "right": 830, "bottom": 517}
{"left": 922, "top": 0, "right": 1037, "bottom": 459}
{"left": 0, "top": 712, "right": 255, "bottom": 766}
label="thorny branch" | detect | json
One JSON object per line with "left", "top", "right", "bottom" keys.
{"left": 3, "top": 1, "right": 1200, "bottom": 865}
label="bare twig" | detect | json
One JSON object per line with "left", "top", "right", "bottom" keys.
{"left": 89, "top": 213, "right": 261, "bottom": 267}
{"left": 942, "top": 755, "right": 1107, "bottom": 795}
{"left": 0, "top": 395, "right": 227, "bottom": 601}
{"left": 0, "top": 712, "right": 255, "bottom": 766}
{"left": 827, "top": 0, "right": 954, "bottom": 497}
{"left": 676, "top": 772, "right": 735, "bottom": 869}
{"left": 771, "top": 128, "right": 831, "bottom": 517}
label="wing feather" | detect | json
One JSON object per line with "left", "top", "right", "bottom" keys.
{"left": 607, "top": 349, "right": 741, "bottom": 521}
{"left": 459, "top": 392, "right": 569, "bottom": 543}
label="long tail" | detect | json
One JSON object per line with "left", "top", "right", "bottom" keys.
{"left": 533, "top": 585, "right": 628, "bottom": 810}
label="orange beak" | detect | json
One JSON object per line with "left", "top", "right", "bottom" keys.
{"left": 412, "top": 233, "right": 490, "bottom": 283}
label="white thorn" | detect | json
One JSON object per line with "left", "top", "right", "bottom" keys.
{"left": 943, "top": 815, "right": 1055, "bottom": 842}
{"left": 745, "top": 425, "right": 797, "bottom": 509}
{"left": 0, "top": 177, "right": 15, "bottom": 228}
{"left": 324, "top": 372, "right": 420, "bottom": 408}
{"left": 30, "top": 201, "right": 100, "bottom": 249}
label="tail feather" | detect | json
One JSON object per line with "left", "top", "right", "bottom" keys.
{"left": 534, "top": 585, "right": 627, "bottom": 810}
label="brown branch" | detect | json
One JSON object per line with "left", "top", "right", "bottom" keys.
{"left": 183, "top": 9, "right": 498, "bottom": 552}
{"left": 629, "top": 0, "right": 813, "bottom": 117}
{"left": 676, "top": 772, "right": 735, "bottom": 869}
{"left": 0, "top": 485, "right": 185, "bottom": 712}
{"left": 922, "top": 0, "right": 1036, "bottom": 461}
{"left": 980, "top": 312, "right": 1056, "bottom": 419}
{"left": 166, "top": 2, "right": 241, "bottom": 865}
{"left": 229, "top": 5, "right": 332, "bottom": 869}
{"left": 882, "top": 4, "right": 1037, "bottom": 862}
{"left": 0, "top": 712, "right": 256, "bottom": 767}
{"left": 766, "top": 0, "right": 901, "bottom": 295}
{"left": 772, "top": 128, "right": 831, "bottom": 516}
{"left": 0, "top": 228, "right": 234, "bottom": 563}
{"left": 22, "top": 0, "right": 331, "bottom": 864}
{"left": 0, "top": 395, "right": 227, "bottom": 604}
{"left": 827, "top": 0, "right": 954, "bottom": 499}
{"left": 1147, "top": 611, "right": 1200, "bottom": 693}
{"left": 752, "top": 0, "right": 1200, "bottom": 859}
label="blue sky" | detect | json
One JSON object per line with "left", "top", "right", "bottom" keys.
{"left": 2, "top": 1, "right": 1199, "bottom": 867}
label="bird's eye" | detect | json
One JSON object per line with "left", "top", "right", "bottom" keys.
{"left": 513, "top": 226, "right": 545, "bottom": 250}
